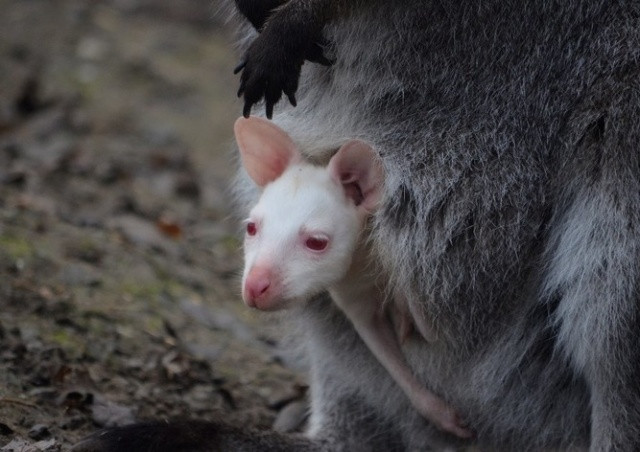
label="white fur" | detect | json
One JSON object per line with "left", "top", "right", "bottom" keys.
{"left": 243, "top": 163, "right": 361, "bottom": 308}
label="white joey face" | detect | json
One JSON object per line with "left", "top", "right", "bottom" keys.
{"left": 233, "top": 116, "right": 383, "bottom": 311}
{"left": 242, "top": 165, "right": 362, "bottom": 310}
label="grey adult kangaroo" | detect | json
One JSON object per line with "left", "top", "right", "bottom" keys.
{"left": 75, "top": 0, "right": 640, "bottom": 450}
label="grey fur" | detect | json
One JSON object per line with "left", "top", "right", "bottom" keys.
{"left": 234, "top": 0, "right": 640, "bottom": 450}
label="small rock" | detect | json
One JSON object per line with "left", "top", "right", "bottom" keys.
{"left": 0, "top": 422, "right": 14, "bottom": 435}
{"left": 272, "top": 399, "right": 309, "bottom": 433}
{"left": 64, "top": 238, "right": 104, "bottom": 264}
{"left": 15, "top": 194, "right": 56, "bottom": 216}
{"left": 216, "top": 387, "right": 236, "bottom": 410}
{"left": 184, "top": 343, "right": 223, "bottom": 361}
{"left": 15, "top": 77, "right": 43, "bottom": 117}
{"left": 183, "top": 384, "right": 216, "bottom": 411}
{"left": 107, "top": 215, "right": 177, "bottom": 255}
{"left": 1, "top": 438, "right": 31, "bottom": 451}
{"left": 160, "top": 350, "right": 190, "bottom": 380}
{"left": 33, "top": 438, "right": 58, "bottom": 451}
{"left": 95, "top": 160, "right": 128, "bottom": 185}
{"left": 56, "top": 390, "right": 93, "bottom": 411}
{"left": 58, "top": 262, "right": 101, "bottom": 287}
{"left": 179, "top": 299, "right": 254, "bottom": 343}
{"left": 59, "top": 415, "right": 87, "bottom": 430}
{"left": 76, "top": 36, "right": 109, "bottom": 61}
{"left": 2, "top": 167, "right": 28, "bottom": 187}
{"left": 23, "top": 135, "right": 75, "bottom": 170}
{"left": 28, "top": 424, "right": 50, "bottom": 441}
{"left": 174, "top": 172, "right": 200, "bottom": 199}
{"left": 27, "top": 388, "right": 58, "bottom": 401}
{"left": 1, "top": 437, "right": 58, "bottom": 452}
{"left": 67, "top": 108, "right": 92, "bottom": 133}
{"left": 267, "top": 384, "right": 307, "bottom": 410}
{"left": 21, "top": 107, "right": 66, "bottom": 141}
{"left": 2, "top": 142, "right": 21, "bottom": 160}
{"left": 90, "top": 396, "right": 135, "bottom": 428}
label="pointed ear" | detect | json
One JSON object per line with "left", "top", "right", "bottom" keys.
{"left": 234, "top": 116, "right": 301, "bottom": 187}
{"left": 328, "top": 140, "right": 384, "bottom": 213}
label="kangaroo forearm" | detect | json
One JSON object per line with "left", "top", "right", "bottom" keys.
{"left": 234, "top": 0, "right": 288, "bottom": 30}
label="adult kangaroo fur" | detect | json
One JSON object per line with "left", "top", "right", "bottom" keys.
{"left": 75, "top": 0, "right": 640, "bottom": 450}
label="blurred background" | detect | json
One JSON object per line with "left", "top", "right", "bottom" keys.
{"left": 0, "top": 1, "right": 305, "bottom": 449}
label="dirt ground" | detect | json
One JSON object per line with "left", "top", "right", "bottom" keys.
{"left": 0, "top": 1, "right": 307, "bottom": 450}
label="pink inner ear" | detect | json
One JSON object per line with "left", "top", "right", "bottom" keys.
{"left": 338, "top": 172, "right": 365, "bottom": 206}
{"left": 328, "top": 140, "right": 384, "bottom": 212}
{"left": 234, "top": 117, "right": 301, "bottom": 187}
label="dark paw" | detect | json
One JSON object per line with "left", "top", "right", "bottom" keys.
{"left": 234, "top": 0, "right": 287, "bottom": 31}
{"left": 235, "top": 40, "right": 301, "bottom": 119}
{"left": 235, "top": 30, "right": 333, "bottom": 119}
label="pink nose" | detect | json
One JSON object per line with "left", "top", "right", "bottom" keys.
{"left": 244, "top": 267, "right": 272, "bottom": 305}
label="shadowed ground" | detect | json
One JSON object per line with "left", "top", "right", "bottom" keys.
{"left": 0, "top": 1, "right": 306, "bottom": 449}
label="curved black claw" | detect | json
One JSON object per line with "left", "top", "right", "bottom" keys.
{"left": 233, "top": 60, "right": 246, "bottom": 75}
{"left": 286, "top": 92, "right": 297, "bottom": 108}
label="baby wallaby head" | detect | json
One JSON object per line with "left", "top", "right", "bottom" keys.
{"left": 234, "top": 116, "right": 383, "bottom": 311}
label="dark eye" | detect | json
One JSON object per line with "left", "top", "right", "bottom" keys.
{"left": 246, "top": 222, "right": 257, "bottom": 236}
{"left": 305, "top": 236, "right": 328, "bottom": 251}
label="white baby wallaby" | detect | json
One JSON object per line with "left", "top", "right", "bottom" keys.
{"left": 235, "top": 116, "right": 471, "bottom": 438}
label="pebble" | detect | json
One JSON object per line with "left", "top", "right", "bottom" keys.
{"left": 272, "top": 400, "right": 309, "bottom": 433}
{"left": 27, "top": 424, "right": 50, "bottom": 440}
{"left": 90, "top": 396, "right": 136, "bottom": 428}
{"left": 58, "top": 262, "right": 101, "bottom": 287}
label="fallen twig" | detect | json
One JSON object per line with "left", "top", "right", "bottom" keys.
{"left": 0, "top": 397, "right": 38, "bottom": 409}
